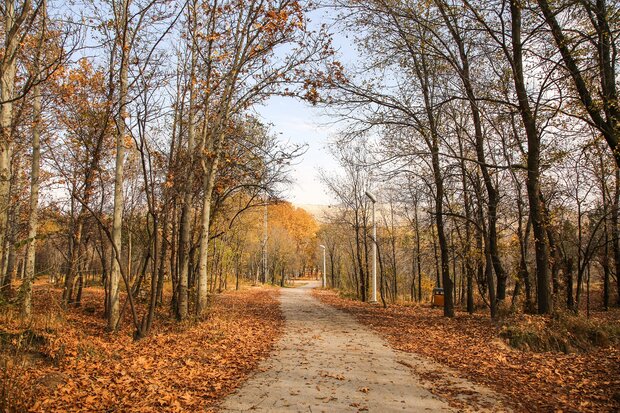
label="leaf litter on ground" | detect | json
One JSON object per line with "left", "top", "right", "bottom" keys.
{"left": 312, "top": 288, "right": 620, "bottom": 413}
{"left": 1, "top": 285, "right": 283, "bottom": 412}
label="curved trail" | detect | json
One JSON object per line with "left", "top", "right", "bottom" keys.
{"left": 219, "top": 281, "right": 504, "bottom": 413}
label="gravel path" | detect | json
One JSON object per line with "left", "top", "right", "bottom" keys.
{"left": 219, "top": 281, "right": 505, "bottom": 413}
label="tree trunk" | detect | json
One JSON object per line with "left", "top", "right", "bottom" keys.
{"left": 434, "top": 161, "right": 453, "bottom": 317}
{"left": 566, "top": 257, "right": 575, "bottom": 311}
{"left": 20, "top": 70, "right": 42, "bottom": 317}
{"left": 3, "top": 189, "right": 19, "bottom": 297}
{"left": 196, "top": 140, "right": 222, "bottom": 316}
{"left": 0, "top": 0, "right": 20, "bottom": 285}
{"left": 438, "top": 1, "right": 507, "bottom": 304}
{"left": 510, "top": 0, "right": 551, "bottom": 314}
{"left": 108, "top": 0, "right": 130, "bottom": 331}
{"left": 598, "top": 150, "right": 611, "bottom": 310}
{"left": 430, "top": 215, "right": 440, "bottom": 288}
{"left": 377, "top": 236, "right": 387, "bottom": 308}
{"left": 478, "top": 198, "right": 497, "bottom": 317}
{"left": 176, "top": 0, "right": 198, "bottom": 320}
{"left": 414, "top": 199, "right": 422, "bottom": 302}
{"left": 613, "top": 167, "right": 620, "bottom": 306}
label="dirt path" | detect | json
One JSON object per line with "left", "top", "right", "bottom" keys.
{"left": 219, "top": 281, "right": 506, "bottom": 412}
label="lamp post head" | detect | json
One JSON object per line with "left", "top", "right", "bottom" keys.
{"left": 365, "top": 191, "right": 377, "bottom": 203}
{"left": 319, "top": 244, "right": 326, "bottom": 249}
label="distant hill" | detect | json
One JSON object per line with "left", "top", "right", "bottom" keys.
{"left": 294, "top": 204, "right": 331, "bottom": 223}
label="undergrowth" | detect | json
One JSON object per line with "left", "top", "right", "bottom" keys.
{"left": 500, "top": 311, "right": 620, "bottom": 353}
{"left": 0, "top": 328, "right": 50, "bottom": 412}
{"left": 0, "top": 293, "right": 68, "bottom": 412}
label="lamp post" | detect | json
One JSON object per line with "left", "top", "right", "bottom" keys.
{"left": 365, "top": 191, "right": 377, "bottom": 303}
{"left": 262, "top": 199, "right": 268, "bottom": 284}
{"left": 319, "top": 244, "right": 326, "bottom": 288}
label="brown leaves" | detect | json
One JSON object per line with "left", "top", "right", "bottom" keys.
{"left": 3, "top": 286, "right": 283, "bottom": 412}
{"left": 320, "top": 371, "right": 345, "bottom": 381}
{"left": 313, "top": 289, "right": 620, "bottom": 413}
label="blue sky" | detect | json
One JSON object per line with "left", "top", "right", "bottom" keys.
{"left": 254, "top": 96, "right": 338, "bottom": 206}
{"left": 254, "top": 8, "right": 360, "bottom": 207}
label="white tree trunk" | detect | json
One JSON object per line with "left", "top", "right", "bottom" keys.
{"left": 177, "top": 0, "right": 198, "bottom": 320}
{"left": 196, "top": 158, "right": 220, "bottom": 315}
{"left": 108, "top": 0, "right": 129, "bottom": 331}
{"left": 0, "top": 0, "right": 19, "bottom": 284}
{"left": 20, "top": 0, "right": 46, "bottom": 316}
{"left": 21, "top": 79, "right": 41, "bottom": 318}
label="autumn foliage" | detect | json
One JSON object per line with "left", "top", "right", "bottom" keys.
{"left": 1, "top": 284, "right": 283, "bottom": 412}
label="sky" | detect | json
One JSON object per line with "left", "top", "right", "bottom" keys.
{"left": 254, "top": 96, "right": 338, "bottom": 206}
{"left": 253, "top": 9, "right": 360, "bottom": 208}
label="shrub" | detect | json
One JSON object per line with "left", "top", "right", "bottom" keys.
{"left": 499, "top": 312, "right": 619, "bottom": 353}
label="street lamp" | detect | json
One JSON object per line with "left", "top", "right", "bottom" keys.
{"left": 365, "top": 191, "right": 377, "bottom": 303}
{"left": 262, "top": 198, "right": 268, "bottom": 284}
{"left": 319, "top": 244, "right": 326, "bottom": 288}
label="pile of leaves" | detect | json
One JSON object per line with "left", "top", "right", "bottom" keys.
{"left": 1, "top": 285, "right": 283, "bottom": 412}
{"left": 313, "top": 289, "right": 620, "bottom": 412}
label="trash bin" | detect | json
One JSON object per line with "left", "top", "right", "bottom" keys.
{"left": 431, "top": 288, "right": 444, "bottom": 307}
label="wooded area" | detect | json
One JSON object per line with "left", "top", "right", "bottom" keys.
{"left": 0, "top": 0, "right": 326, "bottom": 335}
{"left": 316, "top": 0, "right": 620, "bottom": 320}
{"left": 1, "top": 0, "right": 620, "bottom": 411}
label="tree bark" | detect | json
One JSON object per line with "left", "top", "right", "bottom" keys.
{"left": 19, "top": 0, "right": 45, "bottom": 316}
{"left": 613, "top": 167, "right": 620, "bottom": 306}
{"left": 196, "top": 138, "right": 223, "bottom": 316}
{"left": 176, "top": 0, "right": 198, "bottom": 320}
{"left": 0, "top": 0, "right": 21, "bottom": 284}
{"left": 20, "top": 70, "right": 42, "bottom": 318}
{"left": 510, "top": 0, "right": 551, "bottom": 314}
{"left": 108, "top": 0, "right": 130, "bottom": 331}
